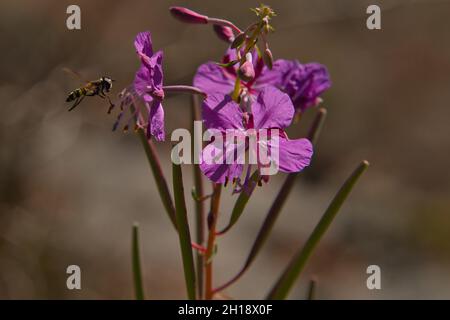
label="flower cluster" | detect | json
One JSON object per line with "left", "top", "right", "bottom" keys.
{"left": 194, "top": 49, "right": 331, "bottom": 114}
{"left": 114, "top": 5, "right": 331, "bottom": 188}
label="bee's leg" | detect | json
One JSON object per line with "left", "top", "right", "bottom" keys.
{"left": 68, "top": 95, "right": 85, "bottom": 111}
{"left": 94, "top": 91, "right": 115, "bottom": 113}
{"left": 101, "top": 87, "right": 110, "bottom": 97}
{"left": 106, "top": 95, "right": 115, "bottom": 112}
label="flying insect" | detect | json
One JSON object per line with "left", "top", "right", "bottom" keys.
{"left": 63, "top": 68, "right": 115, "bottom": 111}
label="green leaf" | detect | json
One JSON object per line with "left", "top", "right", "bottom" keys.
{"left": 138, "top": 129, "right": 177, "bottom": 230}
{"left": 132, "top": 222, "right": 145, "bottom": 300}
{"left": 215, "top": 60, "right": 239, "bottom": 68}
{"left": 307, "top": 108, "right": 327, "bottom": 146}
{"left": 172, "top": 161, "right": 196, "bottom": 300}
{"left": 217, "top": 171, "right": 259, "bottom": 235}
{"left": 307, "top": 278, "right": 317, "bottom": 300}
{"left": 266, "top": 160, "right": 370, "bottom": 300}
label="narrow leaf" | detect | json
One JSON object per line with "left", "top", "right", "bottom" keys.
{"left": 267, "top": 160, "right": 370, "bottom": 300}
{"left": 216, "top": 171, "right": 259, "bottom": 235}
{"left": 307, "top": 278, "right": 317, "bottom": 300}
{"left": 132, "top": 222, "right": 145, "bottom": 300}
{"left": 138, "top": 129, "right": 177, "bottom": 230}
{"left": 215, "top": 60, "right": 239, "bottom": 68}
{"left": 172, "top": 161, "right": 196, "bottom": 300}
{"left": 307, "top": 108, "right": 327, "bottom": 146}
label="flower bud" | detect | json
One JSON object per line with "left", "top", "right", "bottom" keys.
{"left": 169, "top": 6, "right": 208, "bottom": 24}
{"left": 231, "top": 32, "right": 246, "bottom": 49}
{"left": 238, "top": 53, "right": 255, "bottom": 82}
{"left": 262, "top": 48, "right": 273, "bottom": 70}
{"left": 213, "top": 24, "right": 235, "bottom": 43}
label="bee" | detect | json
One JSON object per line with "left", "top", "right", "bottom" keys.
{"left": 63, "top": 68, "right": 115, "bottom": 112}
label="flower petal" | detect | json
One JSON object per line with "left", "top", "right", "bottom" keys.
{"left": 251, "top": 87, "right": 294, "bottom": 130}
{"left": 134, "top": 31, "right": 154, "bottom": 58}
{"left": 255, "top": 59, "right": 295, "bottom": 88}
{"left": 149, "top": 50, "right": 164, "bottom": 88}
{"left": 133, "top": 64, "right": 153, "bottom": 99}
{"left": 282, "top": 62, "right": 331, "bottom": 112}
{"left": 273, "top": 137, "right": 313, "bottom": 173}
{"left": 202, "top": 93, "right": 244, "bottom": 131}
{"left": 147, "top": 100, "right": 165, "bottom": 141}
{"left": 193, "top": 62, "right": 234, "bottom": 95}
{"left": 200, "top": 142, "right": 243, "bottom": 183}
{"left": 133, "top": 51, "right": 164, "bottom": 101}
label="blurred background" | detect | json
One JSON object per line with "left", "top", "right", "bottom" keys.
{"left": 1, "top": 0, "right": 450, "bottom": 299}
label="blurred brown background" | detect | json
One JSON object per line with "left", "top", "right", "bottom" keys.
{"left": 1, "top": 0, "right": 450, "bottom": 299}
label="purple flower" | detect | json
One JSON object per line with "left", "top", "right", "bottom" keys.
{"left": 200, "top": 86, "right": 313, "bottom": 185}
{"left": 263, "top": 60, "right": 331, "bottom": 112}
{"left": 193, "top": 49, "right": 331, "bottom": 113}
{"left": 114, "top": 31, "right": 165, "bottom": 141}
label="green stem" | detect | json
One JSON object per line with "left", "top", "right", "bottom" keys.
{"left": 172, "top": 161, "right": 196, "bottom": 300}
{"left": 205, "top": 184, "right": 222, "bottom": 300}
{"left": 137, "top": 129, "right": 177, "bottom": 229}
{"left": 132, "top": 222, "right": 145, "bottom": 300}
{"left": 191, "top": 95, "right": 205, "bottom": 299}
{"left": 267, "top": 160, "right": 370, "bottom": 300}
{"left": 231, "top": 77, "right": 241, "bottom": 101}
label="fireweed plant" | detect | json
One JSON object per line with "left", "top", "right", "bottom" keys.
{"left": 71, "top": 5, "right": 369, "bottom": 300}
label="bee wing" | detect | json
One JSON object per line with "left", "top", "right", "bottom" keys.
{"left": 62, "top": 67, "right": 89, "bottom": 85}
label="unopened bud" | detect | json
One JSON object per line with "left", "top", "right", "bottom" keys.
{"left": 169, "top": 6, "right": 208, "bottom": 24}
{"left": 262, "top": 48, "right": 273, "bottom": 70}
{"left": 213, "top": 24, "right": 235, "bottom": 43}
{"left": 231, "top": 32, "right": 246, "bottom": 49}
{"left": 238, "top": 53, "right": 255, "bottom": 82}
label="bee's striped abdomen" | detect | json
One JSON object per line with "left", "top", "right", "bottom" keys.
{"left": 66, "top": 87, "right": 87, "bottom": 102}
